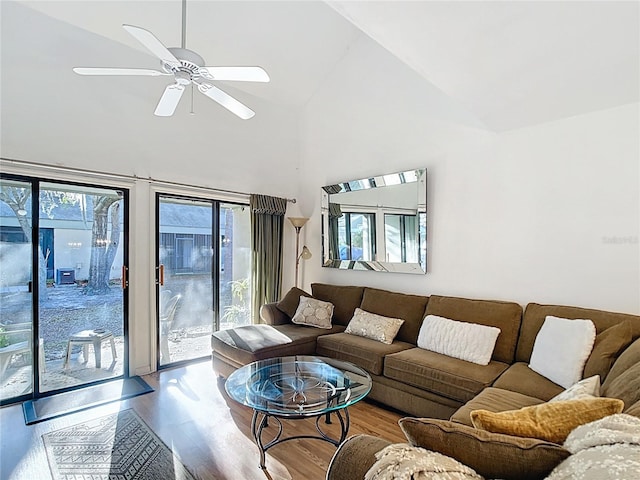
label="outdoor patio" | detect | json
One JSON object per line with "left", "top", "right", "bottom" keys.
{"left": 0, "top": 280, "right": 222, "bottom": 402}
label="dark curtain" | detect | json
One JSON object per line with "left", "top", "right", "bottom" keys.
{"left": 328, "top": 203, "right": 342, "bottom": 260}
{"left": 323, "top": 185, "right": 343, "bottom": 260}
{"left": 250, "top": 194, "right": 287, "bottom": 323}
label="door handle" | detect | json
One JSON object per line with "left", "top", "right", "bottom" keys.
{"left": 121, "top": 266, "right": 128, "bottom": 289}
{"left": 158, "top": 264, "right": 164, "bottom": 286}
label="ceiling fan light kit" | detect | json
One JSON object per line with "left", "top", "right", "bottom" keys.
{"left": 73, "top": 13, "right": 269, "bottom": 119}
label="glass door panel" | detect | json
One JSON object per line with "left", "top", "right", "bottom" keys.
{"left": 0, "top": 178, "right": 34, "bottom": 402}
{"left": 384, "top": 214, "right": 419, "bottom": 263}
{"left": 158, "top": 196, "right": 213, "bottom": 366}
{"left": 219, "top": 203, "right": 251, "bottom": 330}
{"left": 38, "top": 182, "right": 126, "bottom": 393}
{"left": 0, "top": 177, "right": 127, "bottom": 404}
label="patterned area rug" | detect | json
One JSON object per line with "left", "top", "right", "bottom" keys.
{"left": 42, "top": 409, "right": 196, "bottom": 480}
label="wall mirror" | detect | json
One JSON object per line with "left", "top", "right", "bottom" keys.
{"left": 321, "top": 168, "right": 427, "bottom": 274}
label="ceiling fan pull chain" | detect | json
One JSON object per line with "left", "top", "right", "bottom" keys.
{"left": 181, "top": 0, "right": 187, "bottom": 49}
{"left": 190, "top": 84, "right": 195, "bottom": 115}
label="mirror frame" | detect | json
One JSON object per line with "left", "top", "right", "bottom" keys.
{"left": 321, "top": 168, "right": 427, "bottom": 274}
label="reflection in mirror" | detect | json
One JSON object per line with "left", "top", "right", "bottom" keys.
{"left": 321, "top": 169, "right": 427, "bottom": 274}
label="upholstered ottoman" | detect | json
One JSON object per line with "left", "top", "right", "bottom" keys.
{"left": 211, "top": 323, "right": 344, "bottom": 377}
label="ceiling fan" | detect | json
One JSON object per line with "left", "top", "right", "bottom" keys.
{"left": 73, "top": 1, "right": 269, "bottom": 119}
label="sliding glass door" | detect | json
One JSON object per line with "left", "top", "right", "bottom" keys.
{"left": 157, "top": 195, "right": 250, "bottom": 368}
{"left": 0, "top": 175, "right": 128, "bottom": 404}
{"left": 0, "top": 178, "right": 35, "bottom": 403}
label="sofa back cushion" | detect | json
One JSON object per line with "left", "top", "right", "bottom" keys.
{"left": 583, "top": 321, "right": 634, "bottom": 381}
{"left": 424, "top": 295, "right": 522, "bottom": 364}
{"left": 624, "top": 399, "right": 640, "bottom": 417}
{"left": 360, "top": 287, "right": 429, "bottom": 344}
{"left": 516, "top": 303, "right": 640, "bottom": 364}
{"left": 275, "top": 287, "right": 312, "bottom": 318}
{"left": 602, "top": 337, "right": 640, "bottom": 400}
{"left": 311, "top": 283, "right": 364, "bottom": 326}
{"left": 601, "top": 362, "right": 640, "bottom": 411}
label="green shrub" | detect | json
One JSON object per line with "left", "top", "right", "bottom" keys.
{"left": 0, "top": 326, "right": 9, "bottom": 348}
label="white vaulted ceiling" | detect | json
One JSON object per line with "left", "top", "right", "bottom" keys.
{"left": 328, "top": 0, "right": 640, "bottom": 131}
{"left": 1, "top": 1, "right": 638, "bottom": 185}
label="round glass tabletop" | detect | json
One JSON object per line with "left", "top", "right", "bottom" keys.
{"left": 225, "top": 355, "right": 372, "bottom": 417}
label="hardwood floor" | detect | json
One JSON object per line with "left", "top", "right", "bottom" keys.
{"left": 0, "top": 360, "right": 406, "bottom": 480}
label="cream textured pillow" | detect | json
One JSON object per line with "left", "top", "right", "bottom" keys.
{"left": 345, "top": 308, "right": 404, "bottom": 344}
{"left": 417, "top": 315, "right": 501, "bottom": 365}
{"left": 561, "top": 413, "right": 640, "bottom": 453}
{"left": 291, "top": 297, "right": 334, "bottom": 329}
{"left": 529, "top": 316, "right": 596, "bottom": 388}
{"left": 470, "top": 398, "right": 624, "bottom": 444}
{"left": 365, "top": 443, "right": 484, "bottom": 480}
{"left": 550, "top": 375, "right": 600, "bottom": 402}
{"left": 546, "top": 414, "right": 640, "bottom": 480}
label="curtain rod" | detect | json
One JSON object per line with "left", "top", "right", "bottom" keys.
{"left": 0, "top": 157, "right": 297, "bottom": 203}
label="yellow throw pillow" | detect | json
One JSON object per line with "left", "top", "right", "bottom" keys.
{"left": 470, "top": 398, "right": 624, "bottom": 444}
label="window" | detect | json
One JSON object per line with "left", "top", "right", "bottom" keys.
{"left": 337, "top": 212, "right": 376, "bottom": 260}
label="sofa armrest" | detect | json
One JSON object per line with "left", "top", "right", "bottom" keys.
{"left": 326, "top": 434, "right": 391, "bottom": 480}
{"left": 259, "top": 303, "right": 291, "bottom": 325}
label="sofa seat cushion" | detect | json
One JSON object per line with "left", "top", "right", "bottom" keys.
{"left": 451, "top": 387, "right": 545, "bottom": 426}
{"left": 360, "top": 287, "right": 429, "bottom": 344}
{"left": 493, "top": 362, "right": 564, "bottom": 401}
{"left": 316, "top": 332, "right": 413, "bottom": 375}
{"left": 211, "top": 323, "right": 344, "bottom": 366}
{"left": 384, "top": 348, "right": 509, "bottom": 404}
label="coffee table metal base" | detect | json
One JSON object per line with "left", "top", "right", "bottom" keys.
{"left": 251, "top": 408, "right": 350, "bottom": 469}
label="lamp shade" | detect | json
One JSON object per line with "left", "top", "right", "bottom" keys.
{"left": 288, "top": 217, "right": 309, "bottom": 228}
{"left": 300, "top": 246, "right": 312, "bottom": 260}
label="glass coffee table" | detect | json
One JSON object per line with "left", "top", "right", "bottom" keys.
{"left": 225, "top": 355, "right": 372, "bottom": 469}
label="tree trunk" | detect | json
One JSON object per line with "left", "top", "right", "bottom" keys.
{"left": 103, "top": 202, "right": 121, "bottom": 285}
{"left": 84, "top": 195, "right": 121, "bottom": 296}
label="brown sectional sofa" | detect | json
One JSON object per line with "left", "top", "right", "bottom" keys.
{"left": 211, "top": 283, "right": 640, "bottom": 478}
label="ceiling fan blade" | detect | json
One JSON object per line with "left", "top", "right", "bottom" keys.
{"left": 73, "top": 67, "right": 169, "bottom": 76}
{"left": 154, "top": 84, "right": 185, "bottom": 116}
{"left": 122, "top": 24, "right": 180, "bottom": 66}
{"left": 196, "top": 83, "right": 255, "bottom": 120}
{"left": 199, "top": 66, "right": 270, "bottom": 83}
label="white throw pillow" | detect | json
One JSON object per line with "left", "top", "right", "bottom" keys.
{"left": 345, "top": 308, "right": 404, "bottom": 344}
{"left": 417, "top": 315, "right": 501, "bottom": 366}
{"left": 550, "top": 375, "right": 601, "bottom": 402}
{"left": 291, "top": 297, "right": 334, "bottom": 329}
{"left": 529, "top": 316, "right": 596, "bottom": 389}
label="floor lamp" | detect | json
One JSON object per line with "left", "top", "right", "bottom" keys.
{"left": 288, "top": 217, "right": 312, "bottom": 288}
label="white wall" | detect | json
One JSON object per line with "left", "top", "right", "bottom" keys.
{"left": 2, "top": 4, "right": 638, "bottom": 382}
{"left": 297, "top": 35, "right": 640, "bottom": 315}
